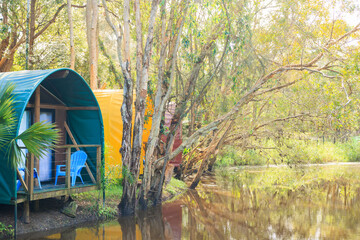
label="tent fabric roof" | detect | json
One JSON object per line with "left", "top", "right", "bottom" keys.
{"left": 0, "top": 68, "right": 104, "bottom": 205}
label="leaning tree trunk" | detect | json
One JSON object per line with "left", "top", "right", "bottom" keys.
{"left": 190, "top": 121, "right": 233, "bottom": 189}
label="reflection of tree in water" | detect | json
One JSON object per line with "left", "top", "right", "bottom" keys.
{"left": 118, "top": 215, "right": 136, "bottom": 240}
{"left": 117, "top": 206, "right": 173, "bottom": 240}
{"left": 137, "top": 206, "right": 166, "bottom": 240}
{"left": 180, "top": 169, "right": 360, "bottom": 240}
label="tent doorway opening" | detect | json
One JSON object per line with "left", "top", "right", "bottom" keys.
{"left": 19, "top": 109, "right": 54, "bottom": 182}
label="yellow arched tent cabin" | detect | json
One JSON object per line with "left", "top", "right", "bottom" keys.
{"left": 94, "top": 90, "right": 153, "bottom": 176}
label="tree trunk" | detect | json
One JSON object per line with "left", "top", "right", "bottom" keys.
{"left": 29, "top": 0, "right": 36, "bottom": 69}
{"left": 118, "top": 73, "right": 134, "bottom": 215}
{"left": 188, "top": 99, "right": 196, "bottom": 137}
{"left": 86, "top": 0, "right": 98, "bottom": 89}
{"left": 128, "top": 0, "right": 144, "bottom": 201}
{"left": 67, "top": 0, "right": 75, "bottom": 69}
{"left": 139, "top": 0, "right": 188, "bottom": 208}
{"left": 189, "top": 121, "right": 233, "bottom": 189}
{"left": 138, "top": 0, "right": 169, "bottom": 209}
{"left": 207, "top": 153, "right": 218, "bottom": 172}
{"left": 118, "top": 0, "right": 134, "bottom": 215}
{"left": 121, "top": 0, "right": 161, "bottom": 214}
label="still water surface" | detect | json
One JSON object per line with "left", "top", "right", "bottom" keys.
{"left": 20, "top": 164, "right": 360, "bottom": 239}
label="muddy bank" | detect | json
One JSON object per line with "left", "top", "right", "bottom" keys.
{"left": 0, "top": 198, "right": 99, "bottom": 239}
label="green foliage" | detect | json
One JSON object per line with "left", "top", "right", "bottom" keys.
{"left": 122, "top": 165, "right": 135, "bottom": 185}
{"left": 276, "top": 139, "right": 360, "bottom": 165}
{"left": 102, "top": 142, "right": 124, "bottom": 185}
{"left": 0, "top": 82, "right": 16, "bottom": 149}
{"left": 341, "top": 139, "right": 360, "bottom": 162}
{"left": 72, "top": 182, "right": 121, "bottom": 220}
{"left": 216, "top": 146, "right": 241, "bottom": 166}
{"left": 97, "top": 205, "right": 118, "bottom": 220}
{"left": 87, "top": 201, "right": 118, "bottom": 220}
{"left": 228, "top": 165, "right": 360, "bottom": 198}
{"left": 216, "top": 138, "right": 360, "bottom": 168}
{"left": 0, "top": 222, "right": 13, "bottom": 239}
{"left": 216, "top": 146, "right": 266, "bottom": 167}
{"left": 183, "top": 147, "right": 190, "bottom": 155}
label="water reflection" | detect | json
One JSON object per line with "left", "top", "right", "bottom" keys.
{"left": 117, "top": 206, "right": 174, "bottom": 240}
{"left": 19, "top": 165, "right": 360, "bottom": 239}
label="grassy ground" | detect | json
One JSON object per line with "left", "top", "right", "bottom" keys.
{"left": 71, "top": 184, "right": 121, "bottom": 220}
{"left": 71, "top": 177, "right": 188, "bottom": 220}
{"left": 162, "top": 178, "right": 188, "bottom": 201}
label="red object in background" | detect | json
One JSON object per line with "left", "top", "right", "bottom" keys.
{"left": 161, "top": 102, "right": 183, "bottom": 166}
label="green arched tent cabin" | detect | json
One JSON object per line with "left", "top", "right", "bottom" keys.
{"left": 0, "top": 68, "right": 104, "bottom": 205}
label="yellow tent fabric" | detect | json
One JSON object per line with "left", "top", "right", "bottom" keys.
{"left": 94, "top": 90, "right": 153, "bottom": 176}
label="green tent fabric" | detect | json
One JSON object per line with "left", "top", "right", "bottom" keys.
{"left": 0, "top": 68, "right": 104, "bottom": 205}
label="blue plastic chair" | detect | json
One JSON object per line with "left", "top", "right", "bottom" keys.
{"left": 17, "top": 168, "right": 42, "bottom": 190}
{"left": 55, "top": 150, "right": 87, "bottom": 186}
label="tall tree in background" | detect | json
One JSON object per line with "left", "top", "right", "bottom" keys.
{"left": 86, "top": 0, "right": 99, "bottom": 89}
{"left": 0, "top": 0, "right": 65, "bottom": 72}
{"left": 67, "top": 0, "right": 75, "bottom": 69}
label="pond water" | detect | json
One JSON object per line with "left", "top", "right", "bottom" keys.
{"left": 20, "top": 164, "right": 360, "bottom": 239}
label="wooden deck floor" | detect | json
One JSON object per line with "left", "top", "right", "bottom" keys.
{"left": 16, "top": 182, "right": 98, "bottom": 203}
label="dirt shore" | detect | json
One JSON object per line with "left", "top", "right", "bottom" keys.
{"left": 0, "top": 197, "right": 99, "bottom": 239}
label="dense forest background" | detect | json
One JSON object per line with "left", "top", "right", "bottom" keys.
{"left": 1, "top": 0, "right": 360, "bottom": 211}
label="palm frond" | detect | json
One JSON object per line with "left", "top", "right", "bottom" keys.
{"left": 0, "top": 82, "right": 60, "bottom": 169}
{"left": 0, "top": 82, "right": 16, "bottom": 126}
{"left": 7, "top": 121, "right": 60, "bottom": 169}
{"left": 0, "top": 82, "right": 17, "bottom": 155}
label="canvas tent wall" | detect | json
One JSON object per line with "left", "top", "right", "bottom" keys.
{"left": 0, "top": 68, "right": 104, "bottom": 205}
{"left": 94, "top": 90, "right": 153, "bottom": 175}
